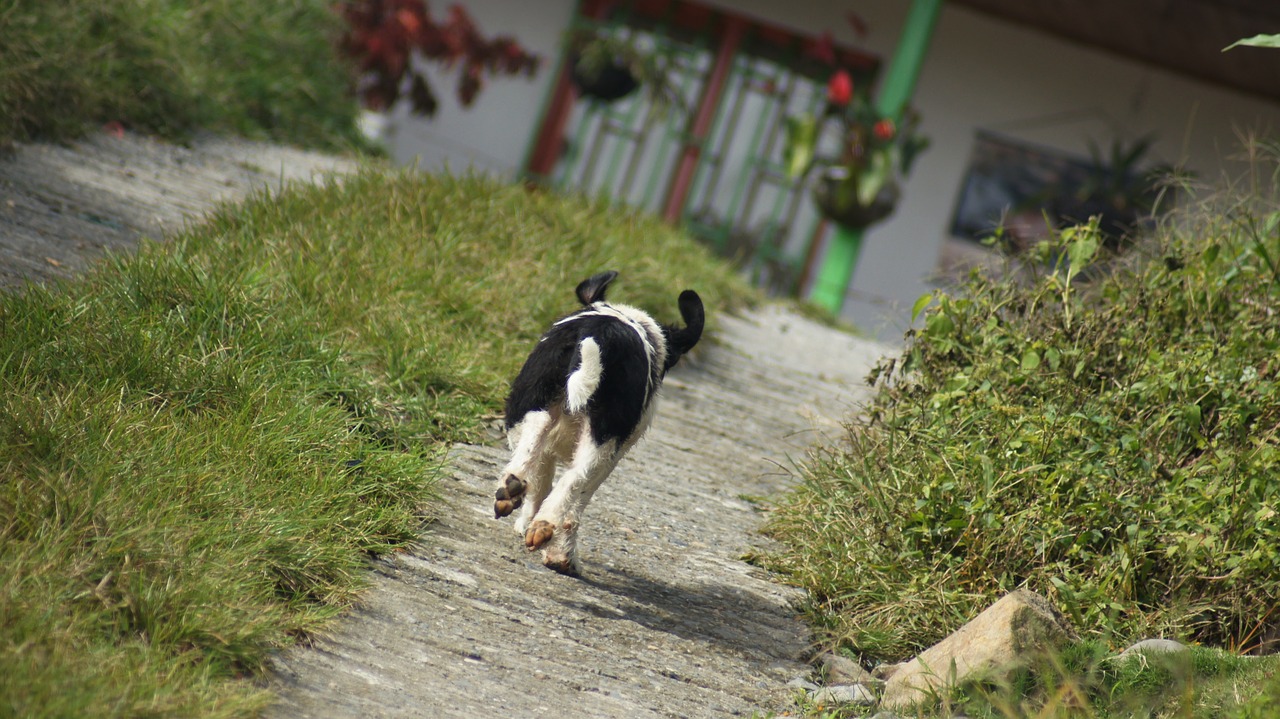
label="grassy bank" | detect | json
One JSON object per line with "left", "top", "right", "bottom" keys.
{"left": 0, "top": 171, "right": 753, "bottom": 717}
{"left": 757, "top": 173, "right": 1280, "bottom": 715}
{"left": 0, "top": 0, "right": 364, "bottom": 149}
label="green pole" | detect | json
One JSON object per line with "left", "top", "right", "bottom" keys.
{"left": 808, "top": 0, "right": 942, "bottom": 314}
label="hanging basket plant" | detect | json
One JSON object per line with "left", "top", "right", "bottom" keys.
{"left": 570, "top": 54, "right": 640, "bottom": 102}
{"left": 785, "top": 69, "right": 929, "bottom": 231}
{"left": 813, "top": 167, "right": 901, "bottom": 229}
{"left": 563, "top": 29, "right": 683, "bottom": 113}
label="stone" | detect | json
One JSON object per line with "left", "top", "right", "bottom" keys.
{"left": 872, "top": 661, "right": 903, "bottom": 681}
{"left": 1115, "top": 638, "right": 1189, "bottom": 659}
{"left": 786, "top": 677, "right": 820, "bottom": 692}
{"left": 819, "top": 651, "right": 876, "bottom": 685}
{"left": 880, "top": 589, "right": 1077, "bottom": 710}
{"left": 808, "top": 683, "right": 877, "bottom": 706}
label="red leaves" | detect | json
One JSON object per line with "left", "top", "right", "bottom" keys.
{"left": 827, "top": 70, "right": 853, "bottom": 106}
{"left": 337, "top": 0, "right": 541, "bottom": 116}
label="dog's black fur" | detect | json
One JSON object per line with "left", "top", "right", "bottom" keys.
{"left": 495, "top": 270, "right": 704, "bottom": 575}
{"left": 504, "top": 271, "right": 703, "bottom": 445}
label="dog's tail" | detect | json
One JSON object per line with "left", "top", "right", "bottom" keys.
{"left": 663, "top": 290, "right": 704, "bottom": 372}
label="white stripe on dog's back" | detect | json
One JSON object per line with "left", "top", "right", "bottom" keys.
{"left": 565, "top": 337, "right": 602, "bottom": 414}
{"left": 556, "top": 304, "right": 658, "bottom": 360}
{"left": 555, "top": 302, "right": 666, "bottom": 396}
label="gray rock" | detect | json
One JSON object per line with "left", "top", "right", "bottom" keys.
{"left": 819, "top": 651, "right": 876, "bottom": 684}
{"left": 872, "top": 661, "right": 904, "bottom": 681}
{"left": 809, "top": 683, "right": 877, "bottom": 706}
{"left": 787, "top": 677, "right": 820, "bottom": 692}
{"left": 881, "top": 589, "right": 1077, "bottom": 710}
{"left": 1116, "top": 638, "right": 1189, "bottom": 659}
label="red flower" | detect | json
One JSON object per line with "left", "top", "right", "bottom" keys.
{"left": 873, "top": 118, "right": 895, "bottom": 141}
{"left": 827, "top": 70, "right": 853, "bottom": 106}
{"left": 396, "top": 8, "right": 421, "bottom": 37}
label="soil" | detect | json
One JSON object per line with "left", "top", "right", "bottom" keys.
{"left": 0, "top": 131, "right": 894, "bottom": 718}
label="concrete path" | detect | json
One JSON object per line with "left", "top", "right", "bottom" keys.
{"left": 0, "top": 132, "right": 356, "bottom": 290}
{"left": 266, "top": 305, "right": 886, "bottom": 718}
{"left": 0, "top": 132, "right": 892, "bottom": 718}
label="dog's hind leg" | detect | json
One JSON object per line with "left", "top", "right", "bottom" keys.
{"left": 524, "top": 428, "right": 621, "bottom": 576}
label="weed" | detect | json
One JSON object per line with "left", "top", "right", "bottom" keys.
{"left": 756, "top": 161, "right": 1280, "bottom": 667}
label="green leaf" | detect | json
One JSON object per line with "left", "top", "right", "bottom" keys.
{"left": 858, "top": 150, "right": 892, "bottom": 206}
{"left": 1183, "top": 403, "right": 1202, "bottom": 431}
{"left": 1022, "top": 348, "right": 1041, "bottom": 372}
{"left": 925, "top": 312, "right": 954, "bottom": 338}
{"left": 1265, "top": 211, "right": 1280, "bottom": 237}
{"left": 783, "top": 115, "right": 818, "bottom": 178}
{"left": 1067, "top": 231, "right": 1100, "bottom": 282}
{"left": 1045, "top": 347, "right": 1061, "bottom": 372}
{"left": 1202, "top": 243, "right": 1220, "bottom": 265}
{"left": 911, "top": 293, "right": 933, "bottom": 323}
{"left": 1223, "top": 33, "right": 1280, "bottom": 51}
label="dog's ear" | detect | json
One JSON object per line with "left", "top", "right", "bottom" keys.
{"left": 575, "top": 270, "right": 619, "bottom": 305}
{"left": 663, "top": 290, "right": 704, "bottom": 371}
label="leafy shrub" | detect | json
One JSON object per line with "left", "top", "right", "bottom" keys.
{"left": 758, "top": 178, "right": 1280, "bottom": 661}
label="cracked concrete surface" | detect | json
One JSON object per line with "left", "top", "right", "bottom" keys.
{"left": 265, "top": 305, "right": 888, "bottom": 718}
{"left": 0, "top": 131, "right": 893, "bottom": 718}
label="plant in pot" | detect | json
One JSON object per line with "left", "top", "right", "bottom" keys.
{"left": 784, "top": 69, "right": 929, "bottom": 230}
{"left": 1050, "top": 136, "right": 1172, "bottom": 249}
{"left": 564, "top": 28, "right": 682, "bottom": 112}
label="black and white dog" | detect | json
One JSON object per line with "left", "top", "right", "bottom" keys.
{"left": 493, "top": 270, "right": 704, "bottom": 576}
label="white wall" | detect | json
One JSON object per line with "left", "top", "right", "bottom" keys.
{"left": 388, "top": 0, "right": 1280, "bottom": 341}
{"left": 709, "top": 0, "right": 1280, "bottom": 339}
{"left": 385, "top": 0, "right": 575, "bottom": 175}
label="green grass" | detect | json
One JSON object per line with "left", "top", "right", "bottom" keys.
{"left": 0, "top": 170, "right": 753, "bottom": 716}
{"left": 0, "top": 0, "right": 366, "bottom": 149}
{"left": 765, "top": 644, "right": 1280, "bottom": 718}
{"left": 953, "top": 642, "right": 1280, "bottom": 719}
{"left": 753, "top": 166, "right": 1280, "bottom": 716}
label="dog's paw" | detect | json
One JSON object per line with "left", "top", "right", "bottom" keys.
{"left": 524, "top": 519, "right": 555, "bottom": 549}
{"left": 493, "top": 474, "right": 527, "bottom": 518}
{"left": 542, "top": 548, "right": 580, "bottom": 577}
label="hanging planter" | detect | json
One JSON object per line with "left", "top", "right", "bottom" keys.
{"left": 570, "top": 53, "right": 639, "bottom": 102}
{"left": 813, "top": 168, "right": 901, "bottom": 230}
{"left": 784, "top": 69, "right": 929, "bottom": 231}
{"left": 563, "top": 29, "right": 683, "bottom": 112}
